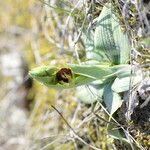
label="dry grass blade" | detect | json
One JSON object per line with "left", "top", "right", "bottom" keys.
{"left": 51, "top": 105, "right": 101, "bottom": 150}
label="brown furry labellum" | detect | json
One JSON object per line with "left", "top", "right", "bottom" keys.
{"left": 56, "top": 68, "right": 73, "bottom": 83}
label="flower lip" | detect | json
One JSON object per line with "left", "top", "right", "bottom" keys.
{"left": 56, "top": 68, "right": 73, "bottom": 83}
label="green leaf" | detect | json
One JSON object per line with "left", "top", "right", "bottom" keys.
{"left": 83, "top": 29, "right": 110, "bottom": 64}
{"left": 107, "top": 123, "right": 130, "bottom": 143}
{"left": 103, "top": 81, "right": 123, "bottom": 115}
{"left": 76, "top": 85, "right": 99, "bottom": 104}
{"left": 112, "top": 75, "right": 142, "bottom": 93}
{"left": 110, "top": 64, "right": 131, "bottom": 78}
{"left": 69, "top": 64, "right": 131, "bottom": 80}
{"left": 94, "top": 3, "right": 130, "bottom": 65}
{"left": 76, "top": 80, "right": 107, "bottom": 104}
{"left": 82, "top": 29, "right": 96, "bottom": 60}
{"left": 69, "top": 64, "right": 113, "bottom": 79}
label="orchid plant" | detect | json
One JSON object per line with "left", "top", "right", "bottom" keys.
{"left": 29, "top": 3, "right": 140, "bottom": 142}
